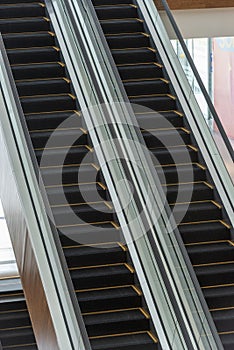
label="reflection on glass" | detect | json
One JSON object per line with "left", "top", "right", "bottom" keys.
{"left": 172, "top": 36, "right": 234, "bottom": 180}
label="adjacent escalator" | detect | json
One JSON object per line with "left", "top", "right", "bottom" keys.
{"left": 0, "top": 289, "right": 38, "bottom": 349}
{"left": 0, "top": 1, "right": 159, "bottom": 349}
{"left": 90, "top": 1, "right": 234, "bottom": 349}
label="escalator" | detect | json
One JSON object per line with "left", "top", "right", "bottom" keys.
{"left": 0, "top": 0, "right": 159, "bottom": 349}
{"left": 0, "top": 289, "right": 38, "bottom": 349}
{"left": 89, "top": 1, "right": 234, "bottom": 349}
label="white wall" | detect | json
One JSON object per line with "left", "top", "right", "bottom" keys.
{"left": 161, "top": 8, "right": 234, "bottom": 39}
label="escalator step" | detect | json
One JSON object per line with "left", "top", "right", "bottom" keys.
{"left": 7, "top": 46, "right": 60, "bottom": 65}
{"left": 40, "top": 163, "right": 98, "bottom": 186}
{"left": 92, "top": 0, "right": 131, "bottom": 5}
{"left": 84, "top": 308, "right": 149, "bottom": 337}
{"left": 0, "top": 3, "right": 45, "bottom": 18}
{"left": 16, "top": 77, "right": 71, "bottom": 97}
{"left": 52, "top": 202, "right": 113, "bottom": 226}
{"left": 136, "top": 111, "right": 184, "bottom": 128}
{"left": 118, "top": 63, "right": 163, "bottom": 80}
{"left": 11, "top": 62, "right": 65, "bottom": 80}
{"left": 95, "top": 5, "right": 138, "bottom": 20}
{"left": 156, "top": 163, "right": 206, "bottom": 185}
{"left": 3, "top": 31, "right": 55, "bottom": 49}
{"left": 63, "top": 242, "right": 126, "bottom": 268}
{"left": 187, "top": 242, "right": 234, "bottom": 265}
{"left": 112, "top": 48, "right": 156, "bottom": 65}
{"left": 106, "top": 33, "right": 150, "bottom": 50}
{"left": 0, "top": 17, "right": 50, "bottom": 33}
{"left": 204, "top": 285, "right": 234, "bottom": 310}
{"left": 142, "top": 128, "right": 191, "bottom": 148}
{"left": 151, "top": 145, "right": 198, "bottom": 165}
{"left": 195, "top": 262, "right": 234, "bottom": 287}
{"left": 59, "top": 224, "right": 123, "bottom": 246}
{"left": 77, "top": 286, "right": 142, "bottom": 313}
{"left": 212, "top": 309, "right": 234, "bottom": 333}
{"left": 20, "top": 94, "right": 76, "bottom": 114}
{"left": 3, "top": 345, "right": 38, "bottom": 350}
{"left": 46, "top": 182, "right": 106, "bottom": 206}
{"left": 100, "top": 18, "right": 143, "bottom": 34}
{"left": 26, "top": 110, "right": 80, "bottom": 131}
{"left": 220, "top": 333, "right": 234, "bottom": 350}
{"left": 0, "top": 310, "right": 31, "bottom": 329}
{"left": 179, "top": 221, "right": 230, "bottom": 244}
{"left": 35, "top": 145, "right": 90, "bottom": 166}
{"left": 0, "top": 327, "right": 35, "bottom": 347}
{"left": 172, "top": 201, "right": 222, "bottom": 223}
{"left": 70, "top": 264, "right": 134, "bottom": 290}
{"left": 30, "top": 127, "right": 87, "bottom": 149}
{"left": 165, "top": 182, "right": 213, "bottom": 204}
{"left": 124, "top": 79, "right": 169, "bottom": 96}
{"left": 90, "top": 332, "right": 157, "bottom": 350}
{"left": 130, "top": 95, "right": 176, "bottom": 111}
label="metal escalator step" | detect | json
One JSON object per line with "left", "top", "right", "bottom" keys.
{"left": 20, "top": 94, "right": 76, "bottom": 114}
{"left": 195, "top": 262, "right": 234, "bottom": 287}
{"left": 106, "top": 33, "right": 150, "bottom": 50}
{"left": 16, "top": 77, "right": 71, "bottom": 97}
{"left": 220, "top": 333, "right": 234, "bottom": 350}
{"left": 0, "top": 3, "right": 45, "bottom": 18}
{"left": 188, "top": 241, "right": 234, "bottom": 265}
{"left": 59, "top": 224, "right": 123, "bottom": 246}
{"left": 172, "top": 201, "right": 222, "bottom": 223}
{"left": 26, "top": 110, "right": 80, "bottom": 131}
{"left": 118, "top": 63, "right": 163, "bottom": 80}
{"left": 150, "top": 145, "right": 198, "bottom": 165}
{"left": 35, "top": 145, "right": 90, "bottom": 166}
{"left": 95, "top": 4, "right": 138, "bottom": 20}
{"left": 100, "top": 18, "right": 144, "bottom": 34}
{"left": 63, "top": 242, "right": 126, "bottom": 268}
{"left": 142, "top": 128, "right": 191, "bottom": 148}
{"left": 70, "top": 264, "right": 134, "bottom": 290}
{"left": 165, "top": 181, "right": 213, "bottom": 204}
{"left": 212, "top": 308, "right": 234, "bottom": 333}
{"left": 52, "top": 201, "right": 113, "bottom": 226}
{"left": 30, "top": 127, "right": 87, "bottom": 149}
{"left": 112, "top": 48, "right": 157, "bottom": 65}
{"left": 77, "top": 286, "right": 142, "bottom": 313}
{"left": 46, "top": 182, "right": 106, "bottom": 206}
{"left": 90, "top": 331, "right": 157, "bottom": 350}
{"left": 11, "top": 62, "right": 65, "bottom": 80}
{"left": 179, "top": 221, "right": 230, "bottom": 244}
{"left": 84, "top": 308, "right": 149, "bottom": 337}
{"left": 7, "top": 46, "right": 60, "bottom": 65}
{"left": 0, "top": 17, "right": 50, "bottom": 33}
{"left": 40, "top": 163, "right": 98, "bottom": 186}
{"left": 124, "top": 78, "right": 169, "bottom": 96}
{"left": 0, "top": 327, "right": 35, "bottom": 347}
{"left": 3, "top": 31, "right": 55, "bottom": 49}
{"left": 156, "top": 163, "right": 206, "bottom": 185}
{"left": 204, "top": 285, "right": 234, "bottom": 310}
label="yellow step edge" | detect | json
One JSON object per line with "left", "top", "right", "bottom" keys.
{"left": 82, "top": 307, "right": 143, "bottom": 317}
{"left": 186, "top": 239, "right": 229, "bottom": 247}
{"left": 34, "top": 144, "right": 86, "bottom": 151}
{"left": 57, "top": 220, "right": 112, "bottom": 229}
{"left": 62, "top": 241, "right": 120, "bottom": 249}
{"left": 193, "top": 260, "right": 234, "bottom": 268}
{"left": 202, "top": 282, "right": 234, "bottom": 289}
{"left": 89, "top": 330, "right": 149, "bottom": 340}
{"left": 75, "top": 284, "right": 139, "bottom": 293}
{"left": 69, "top": 262, "right": 125, "bottom": 271}
{"left": 45, "top": 181, "right": 104, "bottom": 189}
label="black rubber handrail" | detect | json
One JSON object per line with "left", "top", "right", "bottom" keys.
{"left": 159, "top": 0, "right": 234, "bottom": 162}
